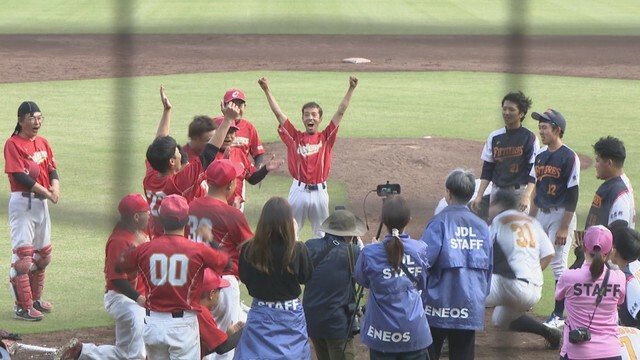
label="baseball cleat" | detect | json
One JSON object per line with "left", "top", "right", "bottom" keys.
{"left": 543, "top": 313, "right": 565, "bottom": 329}
{"left": 543, "top": 327, "right": 562, "bottom": 350}
{"left": 55, "top": 337, "right": 82, "bottom": 360}
{"left": 15, "top": 307, "right": 43, "bottom": 321}
{"left": 33, "top": 299, "right": 53, "bottom": 313}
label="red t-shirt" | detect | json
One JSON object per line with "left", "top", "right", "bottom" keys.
{"left": 4, "top": 135, "right": 57, "bottom": 192}
{"left": 143, "top": 159, "right": 204, "bottom": 238}
{"left": 119, "top": 234, "right": 229, "bottom": 313}
{"left": 213, "top": 118, "right": 264, "bottom": 160}
{"left": 197, "top": 303, "right": 228, "bottom": 357}
{"left": 214, "top": 149, "right": 256, "bottom": 205}
{"left": 187, "top": 197, "right": 253, "bottom": 277}
{"left": 104, "top": 223, "right": 148, "bottom": 293}
{"left": 278, "top": 119, "right": 338, "bottom": 184}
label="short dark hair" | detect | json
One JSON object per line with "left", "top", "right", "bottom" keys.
{"left": 491, "top": 189, "right": 518, "bottom": 210}
{"left": 593, "top": 136, "right": 626, "bottom": 167}
{"left": 301, "top": 102, "right": 323, "bottom": 117}
{"left": 502, "top": 91, "right": 532, "bottom": 120}
{"left": 446, "top": 169, "right": 475, "bottom": 203}
{"left": 146, "top": 136, "right": 177, "bottom": 173}
{"left": 159, "top": 216, "right": 189, "bottom": 231}
{"left": 612, "top": 227, "right": 640, "bottom": 262}
{"left": 188, "top": 115, "right": 214, "bottom": 138}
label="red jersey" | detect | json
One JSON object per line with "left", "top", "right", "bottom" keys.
{"left": 104, "top": 223, "right": 147, "bottom": 293}
{"left": 187, "top": 197, "right": 253, "bottom": 277}
{"left": 143, "top": 159, "right": 204, "bottom": 237}
{"left": 4, "top": 135, "right": 57, "bottom": 192}
{"left": 119, "top": 234, "right": 229, "bottom": 313}
{"left": 183, "top": 143, "right": 209, "bottom": 200}
{"left": 214, "top": 149, "right": 256, "bottom": 205}
{"left": 278, "top": 119, "right": 338, "bottom": 184}
{"left": 213, "top": 117, "right": 264, "bottom": 159}
{"left": 197, "top": 303, "right": 228, "bottom": 357}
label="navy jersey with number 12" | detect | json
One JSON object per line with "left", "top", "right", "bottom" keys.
{"left": 531, "top": 145, "right": 580, "bottom": 209}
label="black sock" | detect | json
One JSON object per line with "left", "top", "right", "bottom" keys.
{"left": 552, "top": 280, "right": 565, "bottom": 317}
{"left": 508, "top": 314, "right": 552, "bottom": 337}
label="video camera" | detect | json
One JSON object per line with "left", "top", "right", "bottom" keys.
{"left": 376, "top": 182, "right": 401, "bottom": 197}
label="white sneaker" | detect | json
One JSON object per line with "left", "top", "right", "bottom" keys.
{"left": 543, "top": 313, "right": 565, "bottom": 329}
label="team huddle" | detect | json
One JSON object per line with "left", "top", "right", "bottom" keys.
{"left": 2, "top": 81, "right": 640, "bottom": 360}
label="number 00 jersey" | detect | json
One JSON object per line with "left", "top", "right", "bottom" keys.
{"left": 490, "top": 209, "right": 555, "bottom": 286}
{"left": 119, "top": 234, "right": 229, "bottom": 313}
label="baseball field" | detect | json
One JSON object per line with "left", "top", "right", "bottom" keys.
{"left": 0, "top": 1, "right": 639, "bottom": 359}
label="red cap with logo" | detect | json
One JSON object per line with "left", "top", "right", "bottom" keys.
{"left": 118, "top": 194, "right": 149, "bottom": 216}
{"left": 200, "top": 268, "right": 231, "bottom": 295}
{"left": 223, "top": 89, "right": 246, "bottom": 103}
{"left": 158, "top": 194, "right": 189, "bottom": 223}
{"left": 206, "top": 159, "right": 244, "bottom": 187}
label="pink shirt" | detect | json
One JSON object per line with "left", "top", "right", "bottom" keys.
{"left": 556, "top": 263, "right": 625, "bottom": 359}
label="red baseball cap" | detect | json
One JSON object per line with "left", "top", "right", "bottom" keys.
{"left": 158, "top": 194, "right": 189, "bottom": 223}
{"left": 223, "top": 89, "right": 246, "bottom": 103}
{"left": 584, "top": 225, "right": 613, "bottom": 255}
{"left": 200, "top": 268, "right": 231, "bottom": 295}
{"left": 118, "top": 194, "right": 149, "bottom": 216}
{"left": 206, "top": 159, "right": 244, "bottom": 187}
{"left": 213, "top": 117, "right": 240, "bottom": 131}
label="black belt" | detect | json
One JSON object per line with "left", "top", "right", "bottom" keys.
{"left": 21, "top": 192, "right": 46, "bottom": 200}
{"left": 145, "top": 309, "right": 184, "bottom": 318}
{"left": 539, "top": 207, "right": 559, "bottom": 214}
{"left": 497, "top": 184, "right": 525, "bottom": 190}
{"left": 298, "top": 182, "right": 326, "bottom": 191}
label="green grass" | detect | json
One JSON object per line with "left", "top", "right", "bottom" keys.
{"left": 0, "top": 70, "right": 638, "bottom": 332}
{"left": 0, "top": 0, "right": 639, "bottom": 35}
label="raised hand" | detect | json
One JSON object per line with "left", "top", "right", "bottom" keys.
{"left": 258, "top": 77, "right": 269, "bottom": 91}
{"left": 160, "top": 84, "right": 172, "bottom": 111}
{"left": 349, "top": 76, "right": 358, "bottom": 89}
{"left": 221, "top": 100, "right": 240, "bottom": 119}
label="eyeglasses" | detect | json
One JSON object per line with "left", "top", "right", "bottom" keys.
{"left": 27, "top": 115, "right": 44, "bottom": 122}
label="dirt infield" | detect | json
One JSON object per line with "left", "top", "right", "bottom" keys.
{"left": 1, "top": 34, "right": 636, "bottom": 359}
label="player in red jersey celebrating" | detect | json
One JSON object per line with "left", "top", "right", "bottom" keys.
{"left": 258, "top": 76, "right": 358, "bottom": 237}
{"left": 143, "top": 85, "right": 237, "bottom": 238}
{"left": 118, "top": 195, "right": 230, "bottom": 359}
{"left": 188, "top": 159, "right": 254, "bottom": 360}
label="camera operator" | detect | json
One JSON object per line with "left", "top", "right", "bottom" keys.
{"left": 302, "top": 208, "right": 366, "bottom": 360}
{"left": 354, "top": 195, "right": 432, "bottom": 359}
{"left": 555, "top": 226, "right": 625, "bottom": 360}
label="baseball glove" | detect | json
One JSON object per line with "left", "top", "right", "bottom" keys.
{"left": 0, "top": 330, "right": 21, "bottom": 355}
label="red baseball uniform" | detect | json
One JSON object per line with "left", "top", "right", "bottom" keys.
{"left": 4, "top": 135, "right": 56, "bottom": 191}
{"left": 143, "top": 159, "right": 204, "bottom": 238}
{"left": 197, "top": 303, "right": 228, "bottom": 357}
{"left": 187, "top": 197, "right": 253, "bottom": 277}
{"left": 104, "top": 224, "right": 146, "bottom": 293}
{"left": 278, "top": 119, "right": 338, "bottom": 184}
{"left": 214, "top": 149, "right": 256, "bottom": 205}
{"left": 213, "top": 117, "right": 264, "bottom": 160}
{"left": 119, "top": 234, "right": 229, "bottom": 313}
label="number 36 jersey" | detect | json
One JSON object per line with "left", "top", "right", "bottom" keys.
{"left": 119, "top": 234, "right": 229, "bottom": 313}
{"left": 490, "top": 209, "right": 555, "bottom": 286}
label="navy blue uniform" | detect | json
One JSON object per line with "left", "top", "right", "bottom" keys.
{"left": 481, "top": 127, "right": 539, "bottom": 187}
{"left": 531, "top": 145, "right": 580, "bottom": 210}
{"left": 585, "top": 174, "right": 635, "bottom": 229}
{"left": 530, "top": 145, "right": 580, "bottom": 280}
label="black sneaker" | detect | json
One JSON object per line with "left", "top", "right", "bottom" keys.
{"left": 33, "top": 299, "right": 53, "bottom": 313}
{"left": 15, "top": 306, "right": 43, "bottom": 321}
{"left": 544, "top": 327, "right": 562, "bottom": 350}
